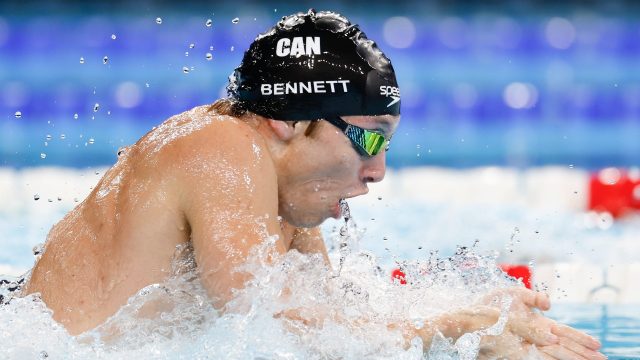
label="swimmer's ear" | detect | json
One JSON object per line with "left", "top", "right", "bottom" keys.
{"left": 266, "top": 119, "right": 305, "bottom": 141}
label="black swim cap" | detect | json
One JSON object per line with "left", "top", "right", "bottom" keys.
{"left": 228, "top": 9, "right": 401, "bottom": 121}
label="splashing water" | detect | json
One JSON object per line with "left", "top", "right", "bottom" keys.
{"left": 0, "top": 202, "right": 529, "bottom": 359}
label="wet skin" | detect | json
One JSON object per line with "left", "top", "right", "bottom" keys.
{"left": 25, "top": 104, "right": 397, "bottom": 335}
{"left": 24, "top": 103, "right": 605, "bottom": 359}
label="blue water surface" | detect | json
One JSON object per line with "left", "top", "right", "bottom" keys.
{"left": 548, "top": 304, "right": 640, "bottom": 359}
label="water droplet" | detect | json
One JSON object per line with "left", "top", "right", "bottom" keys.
{"left": 57, "top": 196, "right": 62, "bottom": 201}
{"left": 79, "top": 57, "right": 85, "bottom": 64}
{"left": 73, "top": 113, "right": 78, "bottom": 120}
{"left": 14, "top": 111, "right": 22, "bottom": 118}
{"left": 111, "top": 34, "right": 116, "bottom": 40}
{"left": 32, "top": 243, "right": 44, "bottom": 256}
{"left": 60, "top": 134, "right": 66, "bottom": 140}
{"left": 189, "top": 43, "right": 195, "bottom": 49}
{"left": 383, "top": 237, "right": 388, "bottom": 241}
{"left": 44, "top": 142, "right": 48, "bottom": 146}
{"left": 156, "top": 17, "right": 162, "bottom": 24}
{"left": 45, "top": 134, "right": 52, "bottom": 141}
{"left": 184, "top": 51, "right": 189, "bottom": 57}
{"left": 274, "top": 8, "right": 277, "bottom": 12}
{"left": 209, "top": 46, "right": 213, "bottom": 51}
{"left": 230, "top": 46, "right": 234, "bottom": 51}
{"left": 145, "top": 83, "right": 150, "bottom": 88}
{"left": 377, "top": 196, "right": 382, "bottom": 200}
{"left": 88, "top": 138, "right": 95, "bottom": 144}
{"left": 107, "top": 110, "right": 111, "bottom": 115}
{"left": 182, "top": 66, "right": 190, "bottom": 74}
{"left": 205, "top": 19, "right": 213, "bottom": 27}
{"left": 103, "top": 56, "right": 109, "bottom": 64}
{"left": 73, "top": 197, "right": 78, "bottom": 202}
{"left": 93, "top": 103, "right": 100, "bottom": 112}
{"left": 117, "top": 147, "right": 127, "bottom": 157}
{"left": 40, "top": 153, "right": 46, "bottom": 159}
{"left": 232, "top": 17, "right": 239, "bottom": 24}
{"left": 568, "top": 164, "right": 574, "bottom": 169}
{"left": 39, "top": 350, "right": 48, "bottom": 359}
{"left": 47, "top": 198, "right": 53, "bottom": 203}
{"left": 34, "top": 194, "right": 40, "bottom": 201}
{"left": 205, "top": 53, "right": 213, "bottom": 60}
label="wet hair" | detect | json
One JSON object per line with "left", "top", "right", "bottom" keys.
{"left": 207, "top": 98, "right": 247, "bottom": 118}
{"left": 207, "top": 98, "right": 321, "bottom": 137}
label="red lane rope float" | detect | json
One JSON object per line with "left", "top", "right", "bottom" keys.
{"left": 588, "top": 167, "right": 640, "bottom": 218}
{"left": 390, "top": 264, "right": 532, "bottom": 289}
{"left": 390, "top": 268, "right": 407, "bottom": 285}
{"left": 499, "top": 264, "right": 532, "bottom": 289}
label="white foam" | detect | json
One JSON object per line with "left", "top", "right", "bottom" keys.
{"left": 1, "top": 166, "right": 639, "bottom": 302}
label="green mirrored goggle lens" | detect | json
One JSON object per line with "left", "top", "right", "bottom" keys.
{"left": 325, "top": 115, "right": 391, "bottom": 157}
{"left": 362, "top": 131, "right": 387, "bottom": 156}
{"left": 345, "top": 125, "right": 388, "bottom": 156}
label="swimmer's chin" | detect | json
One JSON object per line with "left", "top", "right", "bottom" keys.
{"left": 330, "top": 201, "right": 342, "bottom": 219}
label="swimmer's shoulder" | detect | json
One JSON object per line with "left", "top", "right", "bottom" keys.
{"left": 145, "top": 103, "right": 274, "bottom": 180}
{"left": 176, "top": 104, "right": 269, "bottom": 160}
{"left": 164, "top": 105, "right": 278, "bottom": 212}
{"left": 135, "top": 103, "right": 268, "bottom": 165}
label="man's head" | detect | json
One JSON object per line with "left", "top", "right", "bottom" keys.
{"left": 228, "top": 9, "right": 401, "bottom": 227}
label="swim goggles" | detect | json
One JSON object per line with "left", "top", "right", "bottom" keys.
{"left": 324, "top": 115, "right": 391, "bottom": 157}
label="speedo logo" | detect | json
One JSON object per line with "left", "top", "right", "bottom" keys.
{"left": 261, "top": 80, "right": 350, "bottom": 95}
{"left": 380, "top": 86, "right": 401, "bottom": 107}
{"left": 276, "top": 37, "right": 321, "bottom": 57}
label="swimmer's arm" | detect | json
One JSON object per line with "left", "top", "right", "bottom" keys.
{"left": 288, "top": 227, "right": 330, "bottom": 265}
{"left": 177, "top": 127, "right": 286, "bottom": 308}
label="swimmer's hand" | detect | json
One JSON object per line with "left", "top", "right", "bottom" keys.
{"left": 483, "top": 288, "right": 605, "bottom": 359}
{"left": 408, "top": 288, "right": 605, "bottom": 359}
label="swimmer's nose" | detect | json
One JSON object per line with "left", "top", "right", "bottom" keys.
{"left": 360, "top": 152, "right": 386, "bottom": 183}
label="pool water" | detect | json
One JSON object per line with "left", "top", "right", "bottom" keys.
{"left": 1, "top": 166, "right": 639, "bottom": 358}
{"left": 547, "top": 304, "right": 640, "bottom": 359}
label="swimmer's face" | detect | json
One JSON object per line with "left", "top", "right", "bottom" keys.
{"left": 277, "top": 114, "right": 400, "bottom": 227}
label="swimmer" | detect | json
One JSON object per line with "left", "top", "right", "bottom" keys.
{"left": 24, "top": 10, "right": 604, "bottom": 359}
